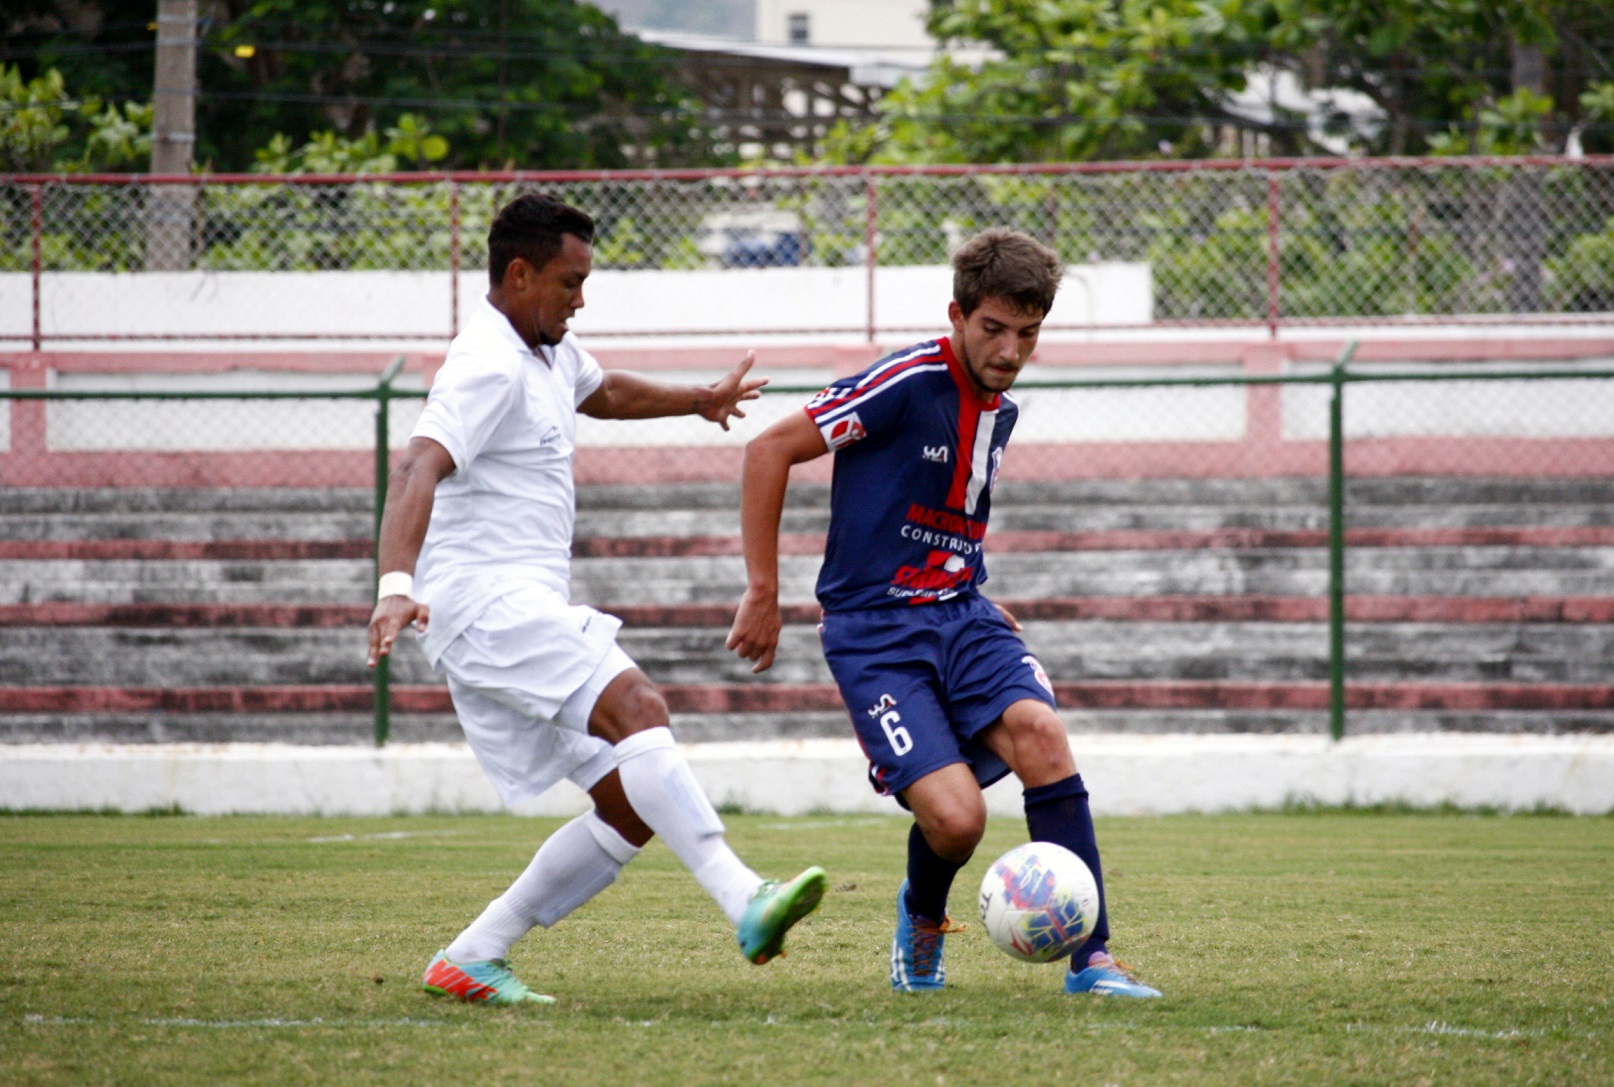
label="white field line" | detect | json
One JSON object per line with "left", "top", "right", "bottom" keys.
{"left": 304, "top": 830, "right": 469, "bottom": 844}
{"left": 19, "top": 1013, "right": 1583, "bottom": 1039}
{"left": 22, "top": 1014, "right": 443, "bottom": 1029}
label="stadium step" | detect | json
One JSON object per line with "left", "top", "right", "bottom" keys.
{"left": 3, "top": 479, "right": 1611, "bottom": 744}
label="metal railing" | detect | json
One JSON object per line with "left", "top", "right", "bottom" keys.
{"left": 3, "top": 350, "right": 1614, "bottom": 744}
{"left": 7, "top": 157, "right": 1614, "bottom": 348}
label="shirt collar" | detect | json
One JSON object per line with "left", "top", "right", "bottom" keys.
{"left": 939, "top": 335, "right": 1000, "bottom": 410}
{"left": 477, "top": 295, "right": 554, "bottom": 367}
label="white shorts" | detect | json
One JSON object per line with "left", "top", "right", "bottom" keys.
{"left": 435, "top": 585, "right": 636, "bottom": 808}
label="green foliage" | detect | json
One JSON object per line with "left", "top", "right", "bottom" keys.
{"left": 0, "top": 64, "right": 150, "bottom": 173}
{"left": 1429, "top": 89, "right": 1558, "bottom": 156}
{"left": 195, "top": 181, "right": 461, "bottom": 272}
{"left": 819, "top": 0, "right": 1614, "bottom": 165}
{"left": 0, "top": 65, "right": 71, "bottom": 172}
{"left": 7, "top": 0, "right": 705, "bottom": 173}
{"left": 250, "top": 115, "right": 451, "bottom": 174}
{"left": 1545, "top": 216, "right": 1614, "bottom": 312}
{"left": 824, "top": 0, "right": 1264, "bottom": 165}
{"left": 204, "top": 0, "right": 700, "bottom": 171}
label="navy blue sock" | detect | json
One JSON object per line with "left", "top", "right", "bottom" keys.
{"left": 1024, "top": 774, "right": 1110, "bottom": 967}
{"left": 905, "top": 821, "right": 968, "bottom": 922}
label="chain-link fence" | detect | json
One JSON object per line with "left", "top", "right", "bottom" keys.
{"left": 3, "top": 355, "right": 1611, "bottom": 745}
{"left": 7, "top": 158, "right": 1614, "bottom": 347}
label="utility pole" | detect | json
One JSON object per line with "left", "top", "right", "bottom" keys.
{"left": 147, "top": 0, "right": 198, "bottom": 270}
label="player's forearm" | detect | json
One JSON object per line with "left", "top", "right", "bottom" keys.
{"left": 590, "top": 371, "right": 710, "bottom": 420}
{"left": 738, "top": 436, "right": 792, "bottom": 594}
{"left": 375, "top": 454, "right": 439, "bottom": 580}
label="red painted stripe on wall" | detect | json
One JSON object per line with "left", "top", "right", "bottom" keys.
{"left": 4, "top": 595, "right": 1613, "bottom": 629}
{"left": 0, "top": 540, "right": 373, "bottom": 561}
{"left": 8, "top": 438, "right": 1614, "bottom": 488}
{"left": 5, "top": 681, "right": 1613, "bottom": 715}
{"left": 5, "top": 525, "right": 1610, "bottom": 563}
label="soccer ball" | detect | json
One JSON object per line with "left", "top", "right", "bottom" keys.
{"left": 978, "top": 842, "right": 1100, "bottom": 963}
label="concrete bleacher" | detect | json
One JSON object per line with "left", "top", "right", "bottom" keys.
{"left": 4, "top": 476, "right": 1612, "bottom": 751}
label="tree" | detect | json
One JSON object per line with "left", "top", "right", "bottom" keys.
{"left": 0, "top": 64, "right": 152, "bottom": 172}
{"left": 1293, "top": 0, "right": 1614, "bottom": 156}
{"left": 4, "top": 0, "right": 708, "bottom": 172}
{"left": 820, "top": 0, "right": 1298, "bottom": 165}
{"left": 205, "top": 0, "right": 704, "bottom": 170}
{"left": 818, "top": 0, "right": 1614, "bottom": 165}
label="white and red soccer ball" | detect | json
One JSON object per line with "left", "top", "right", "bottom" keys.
{"left": 978, "top": 841, "right": 1100, "bottom": 963}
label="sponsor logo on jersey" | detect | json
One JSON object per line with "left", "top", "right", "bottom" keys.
{"left": 905, "top": 503, "right": 987, "bottom": 541}
{"left": 867, "top": 693, "right": 898, "bottom": 717}
{"left": 922, "top": 443, "right": 950, "bottom": 464}
{"left": 822, "top": 412, "right": 867, "bottom": 450}
{"left": 890, "top": 548, "right": 975, "bottom": 598}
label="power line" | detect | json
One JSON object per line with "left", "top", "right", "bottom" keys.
{"left": 11, "top": 22, "right": 1611, "bottom": 74}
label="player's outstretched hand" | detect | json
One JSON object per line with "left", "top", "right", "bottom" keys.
{"left": 367, "top": 595, "right": 429, "bottom": 668}
{"left": 700, "top": 351, "right": 768, "bottom": 431}
{"left": 726, "top": 585, "right": 781, "bottom": 674}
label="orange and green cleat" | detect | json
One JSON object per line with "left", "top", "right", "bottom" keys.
{"left": 421, "top": 950, "right": 555, "bottom": 1005}
{"left": 737, "top": 866, "right": 828, "bottom": 964}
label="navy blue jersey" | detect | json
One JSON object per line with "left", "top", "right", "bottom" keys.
{"left": 805, "top": 337, "right": 1017, "bottom": 612}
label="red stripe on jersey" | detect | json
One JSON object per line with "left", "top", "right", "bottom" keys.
{"left": 804, "top": 343, "right": 946, "bottom": 421}
{"left": 947, "top": 396, "right": 981, "bottom": 510}
{"left": 939, "top": 337, "right": 1001, "bottom": 511}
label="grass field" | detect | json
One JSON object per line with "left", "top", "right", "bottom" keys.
{"left": 2, "top": 809, "right": 1610, "bottom": 1087}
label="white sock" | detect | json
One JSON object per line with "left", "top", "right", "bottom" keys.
{"left": 612, "top": 726, "right": 764, "bottom": 925}
{"left": 445, "top": 811, "right": 642, "bottom": 963}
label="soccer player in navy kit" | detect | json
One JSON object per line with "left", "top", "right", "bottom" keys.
{"left": 727, "top": 229, "right": 1161, "bottom": 998}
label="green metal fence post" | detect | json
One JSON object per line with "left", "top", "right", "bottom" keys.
{"left": 373, "top": 356, "right": 406, "bottom": 747}
{"left": 1327, "top": 341, "right": 1357, "bottom": 742}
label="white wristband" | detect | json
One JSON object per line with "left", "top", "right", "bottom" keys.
{"left": 377, "top": 571, "right": 414, "bottom": 600}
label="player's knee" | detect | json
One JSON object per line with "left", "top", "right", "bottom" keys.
{"left": 922, "top": 803, "right": 986, "bottom": 860}
{"left": 1006, "top": 711, "right": 1075, "bottom": 775}
{"left": 589, "top": 675, "right": 670, "bottom": 743}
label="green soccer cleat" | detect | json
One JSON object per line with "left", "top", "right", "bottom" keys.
{"left": 737, "top": 866, "right": 828, "bottom": 964}
{"left": 421, "top": 949, "right": 556, "bottom": 1005}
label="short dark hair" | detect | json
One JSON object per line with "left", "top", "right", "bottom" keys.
{"left": 952, "top": 229, "right": 1063, "bottom": 317}
{"left": 487, "top": 194, "right": 596, "bottom": 286}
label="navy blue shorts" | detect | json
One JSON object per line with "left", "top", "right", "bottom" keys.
{"left": 818, "top": 593, "right": 1057, "bottom": 801}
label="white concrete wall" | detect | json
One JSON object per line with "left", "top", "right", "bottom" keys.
{"left": 0, "top": 263, "right": 1153, "bottom": 350}
{"left": 3, "top": 735, "right": 1610, "bottom": 816}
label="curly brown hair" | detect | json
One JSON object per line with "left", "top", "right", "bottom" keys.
{"left": 952, "top": 229, "right": 1063, "bottom": 317}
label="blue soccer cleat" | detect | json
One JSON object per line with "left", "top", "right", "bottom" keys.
{"left": 1064, "top": 953, "right": 1163, "bottom": 999}
{"left": 890, "top": 879, "right": 965, "bottom": 993}
{"left": 421, "top": 949, "right": 555, "bottom": 1005}
{"left": 737, "top": 866, "right": 827, "bottom": 964}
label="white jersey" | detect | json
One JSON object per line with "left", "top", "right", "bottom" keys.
{"left": 410, "top": 296, "right": 612, "bottom": 664}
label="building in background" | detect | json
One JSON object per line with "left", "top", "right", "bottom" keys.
{"left": 753, "top": 0, "right": 930, "bottom": 52}
{"left": 594, "top": 0, "right": 932, "bottom": 51}
{"left": 588, "top": 1, "right": 939, "bottom": 161}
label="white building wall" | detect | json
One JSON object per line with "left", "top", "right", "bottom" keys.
{"left": 755, "top": 0, "right": 931, "bottom": 50}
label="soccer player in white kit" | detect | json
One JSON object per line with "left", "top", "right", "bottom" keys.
{"left": 366, "top": 194, "right": 826, "bottom": 1005}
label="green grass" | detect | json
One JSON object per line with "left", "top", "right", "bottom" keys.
{"left": 2, "top": 811, "right": 1610, "bottom": 1086}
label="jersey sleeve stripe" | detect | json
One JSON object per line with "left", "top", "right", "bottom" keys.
{"left": 853, "top": 343, "right": 943, "bottom": 388}
{"left": 805, "top": 344, "right": 945, "bottom": 421}
{"left": 807, "top": 360, "right": 948, "bottom": 424}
